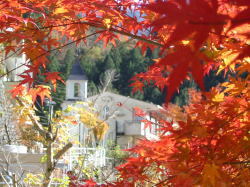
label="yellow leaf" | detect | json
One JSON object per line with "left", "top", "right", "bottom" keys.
{"left": 103, "top": 18, "right": 112, "bottom": 29}
{"left": 93, "top": 121, "right": 109, "bottom": 141}
{"left": 217, "top": 50, "right": 239, "bottom": 74}
{"left": 181, "top": 40, "right": 190, "bottom": 45}
{"left": 212, "top": 92, "right": 224, "bottom": 102}
{"left": 54, "top": 7, "right": 68, "bottom": 14}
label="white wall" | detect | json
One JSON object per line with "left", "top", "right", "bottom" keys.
{"left": 5, "top": 52, "right": 27, "bottom": 82}
{"left": 123, "top": 115, "right": 158, "bottom": 140}
{"left": 87, "top": 93, "right": 160, "bottom": 148}
{"left": 66, "top": 80, "right": 88, "bottom": 100}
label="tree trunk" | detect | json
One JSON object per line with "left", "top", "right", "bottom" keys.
{"left": 43, "top": 141, "right": 53, "bottom": 187}
{"left": 12, "top": 173, "right": 17, "bottom": 187}
{"left": 4, "top": 121, "right": 12, "bottom": 145}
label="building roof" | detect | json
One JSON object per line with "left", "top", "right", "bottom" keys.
{"left": 68, "top": 60, "right": 88, "bottom": 80}
{"left": 88, "top": 91, "right": 159, "bottom": 111}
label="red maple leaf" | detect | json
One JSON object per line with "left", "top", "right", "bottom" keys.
{"left": 9, "top": 85, "right": 26, "bottom": 98}
{"left": 28, "top": 85, "right": 51, "bottom": 103}
{"left": 95, "top": 31, "right": 119, "bottom": 48}
{"left": 80, "top": 179, "right": 97, "bottom": 187}
{"left": 147, "top": 0, "right": 228, "bottom": 49}
{"left": 43, "top": 72, "right": 65, "bottom": 91}
{"left": 129, "top": 80, "right": 144, "bottom": 94}
{"left": 19, "top": 74, "right": 34, "bottom": 88}
{"left": 157, "top": 46, "right": 205, "bottom": 101}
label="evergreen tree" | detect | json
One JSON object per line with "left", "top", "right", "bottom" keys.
{"left": 61, "top": 49, "right": 75, "bottom": 79}
{"left": 109, "top": 47, "right": 122, "bottom": 71}
{"left": 80, "top": 46, "right": 106, "bottom": 85}
{"left": 115, "top": 48, "right": 146, "bottom": 96}
{"left": 144, "top": 86, "right": 165, "bottom": 105}
{"left": 88, "top": 81, "right": 98, "bottom": 96}
{"left": 103, "top": 54, "right": 115, "bottom": 70}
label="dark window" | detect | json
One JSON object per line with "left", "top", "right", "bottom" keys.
{"left": 74, "top": 83, "right": 80, "bottom": 97}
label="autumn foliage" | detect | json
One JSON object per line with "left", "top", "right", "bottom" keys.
{"left": 1, "top": 0, "right": 250, "bottom": 186}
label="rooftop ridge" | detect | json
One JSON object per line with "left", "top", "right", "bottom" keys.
{"left": 88, "top": 91, "right": 159, "bottom": 109}
{"left": 68, "top": 59, "right": 88, "bottom": 80}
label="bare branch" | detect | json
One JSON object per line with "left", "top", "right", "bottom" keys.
{"left": 99, "top": 69, "right": 119, "bottom": 93}
{"left": 54, "top": 142, "right": 73, "bottom": 161}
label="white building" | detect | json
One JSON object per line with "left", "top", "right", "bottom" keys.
{"left": 65, "top": 61, "right": 88, "bottom": 101}
{"left": 88, "top": 92, "right": 160, "bottom": 149}
{"left": 62, "top": 61, "right": 160, "bottom": 149}
{"left": 0, "top": 43, "right": 28, "bottom": 83}
{"left": 62, "top": 60, "right": 90, "bottom": 147}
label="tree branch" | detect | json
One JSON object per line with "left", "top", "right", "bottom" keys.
{"left": 54, "top": 142, "right": 73, "bottom": 161}
{"left": 26, "top": 20, "right": 163, "bottom": 47}
{"left": 223, "top": 161, "right": 250, "bottom": 165}
{"left": 0, "top": 30, "right": 105, "bottom": 79}
{"left": 189, "top": 18, "right": 250, "bottom": 25}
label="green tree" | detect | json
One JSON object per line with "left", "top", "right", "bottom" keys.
{"left": 61, "top": 49, "right": 76, "bottom": 79}
{"left": 115, "top": 48, "right": 146, "bottom": 96}
{"left": 103, "top": 54, "right": 115, "bottom": 70}
{"left": 109, "top": 47, "right": 122, "bottom": 71}
{"left": 88, "top": 81, "right": 98, "bottom": 96}
{"left": 106, "top": 141, "right": 129, "bottom": 167}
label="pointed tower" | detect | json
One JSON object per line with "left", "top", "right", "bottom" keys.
{"left": 66, "top": 60, "right": 88, "bottom": 101}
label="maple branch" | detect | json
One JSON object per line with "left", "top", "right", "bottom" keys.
{"left": 0, "top": 47, "right": 22, "bottom": 65}
{"left": 84, "top": 21, "right": 162, "bottom": 47}
{"left": 223, "top": 161, "right": 250, "bottom": 165}
{"left": 53, "top": 142, "right": 73, "bottom": 170}
{"left": 189, "top": 18, "right": 250, "bottom": 26}
{"left": 38, "top": 18, "right": 250, "bottom": 48}
{"left": 52, "top": 128, "right": 58, "bottom": 141}
{"left": 0, "top": 31, "right": 104, "bottom": 79}
{"left": 26, "top": 20, "right": 163, "bottom": 47}
{"left": 153, "top": 175, "right": 175, "bottom": 187}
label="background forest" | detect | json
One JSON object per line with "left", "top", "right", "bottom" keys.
{"left": 37, "top": 41, "right": 227, "bottom": 109}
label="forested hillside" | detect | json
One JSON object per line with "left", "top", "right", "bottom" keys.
{"left": 36, "top": 41, "right": 227, "bottom": 109}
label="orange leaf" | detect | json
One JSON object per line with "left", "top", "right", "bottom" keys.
{"left": 43, "top": 72, "right": 65, "bottom": 91}
{"left": 28, "top": 85, "right": 51, "bottom": 103}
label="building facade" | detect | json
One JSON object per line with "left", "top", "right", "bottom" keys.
{"left": 62, "top": 61, "right": 160, "bottom": 149}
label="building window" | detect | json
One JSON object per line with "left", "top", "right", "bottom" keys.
{"left": 116, "top": 120, "right": 124, "bottom": 135}
{"left": 74, "top": 83, "right": 80, "bottom": 97}
{"left": 103, "top": 105, "right": 109, "bottom": 119}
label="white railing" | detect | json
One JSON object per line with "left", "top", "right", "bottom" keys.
{"left": 63, "top": 147, "right": 106, "bottom": 170}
